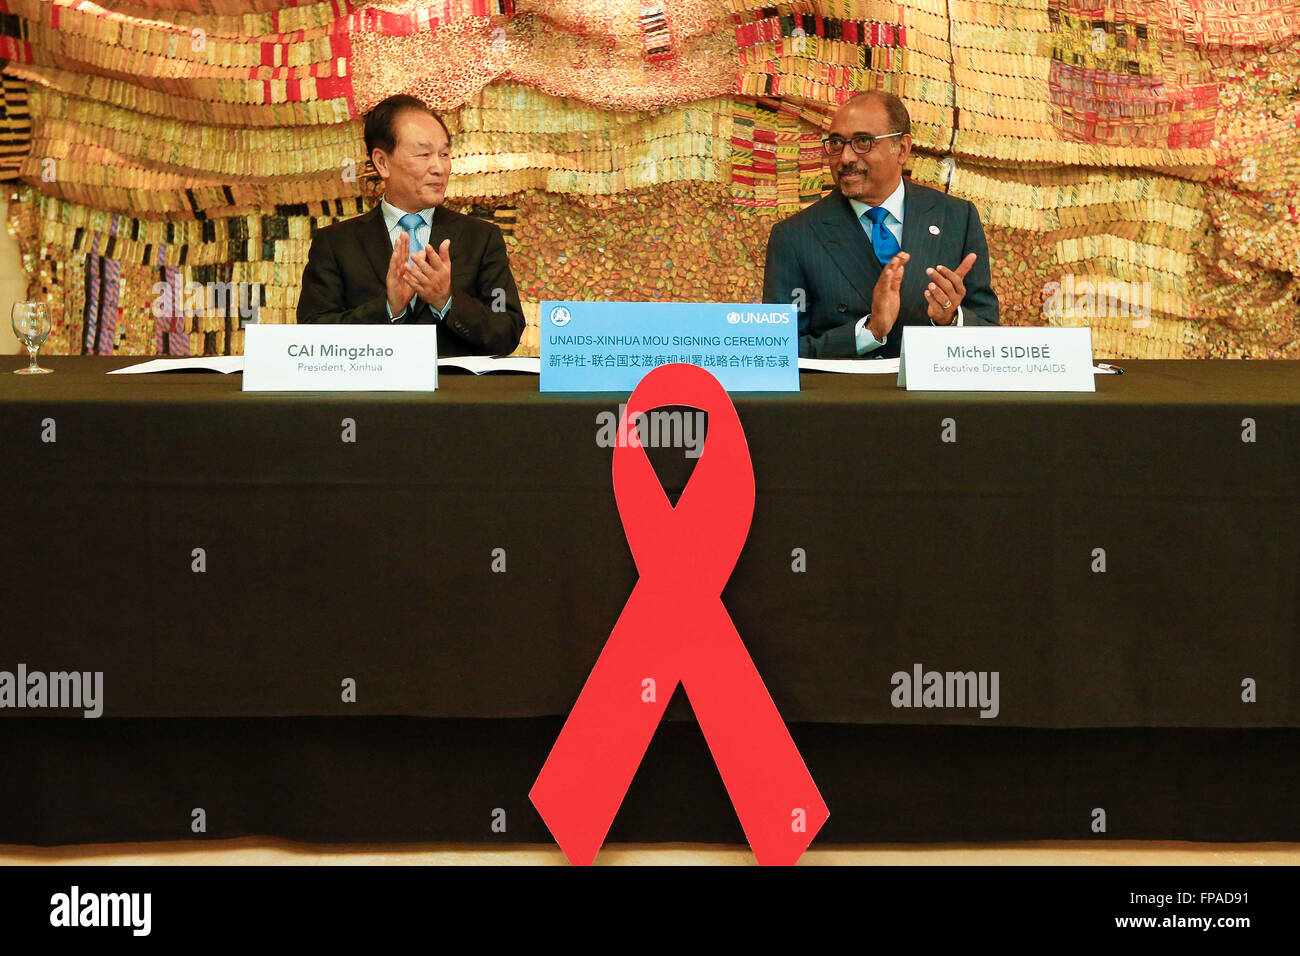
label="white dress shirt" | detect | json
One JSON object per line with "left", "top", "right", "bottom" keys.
{"left": 380, "top": 197, "right": 452, "bottom": 322}
{"left": 847, "top": 179, "right": 963, "bottom": 354}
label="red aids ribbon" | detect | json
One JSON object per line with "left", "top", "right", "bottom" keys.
{"left": 530, "top": 363, "right": 828, "bottom": 865}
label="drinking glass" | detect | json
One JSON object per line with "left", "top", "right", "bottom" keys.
{"left": 11, "top": 301, "right": 52, "bottom": 374}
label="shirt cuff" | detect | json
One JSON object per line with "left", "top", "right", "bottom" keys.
{"left": 386, "top": 300, "right": 405, "bottom": 324}
{"left": 930, "top": 305, "right": 965, "bottom": 327}
{"left": 854, "top": 315, "right": 886, "bottom": 355}
{"left": 431, "top": 295, "right": 452, "bottom": 320}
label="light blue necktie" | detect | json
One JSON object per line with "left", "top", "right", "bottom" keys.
{"left": 862, "top": 206, "right": 901, "bottom": 264}
{"left": 398, "top": 212, "right": 425, "bottom": 313}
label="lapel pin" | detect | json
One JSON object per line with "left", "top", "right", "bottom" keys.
{"left": 928, "top": 224, "right": 940, "bottom": 235}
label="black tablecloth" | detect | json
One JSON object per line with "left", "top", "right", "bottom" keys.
{"left": 3, "top": 356, "right": 1299, "bottom": 845}
{"left": 2, "top": 358, "right": 1297, "bottom": 728}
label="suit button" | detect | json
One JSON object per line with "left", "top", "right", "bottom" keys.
{"left": 837, "top": 304, "right": 848, "bottom": 313}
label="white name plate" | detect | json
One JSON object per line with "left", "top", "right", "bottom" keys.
{"left": 898, "top": 326, "right": 1094, "bottom": 392}
{"left": 243, "top": 325, "right": 438, "bottom": 392}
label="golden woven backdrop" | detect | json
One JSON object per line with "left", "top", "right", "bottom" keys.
{"left": 1, "top": 0, "right": 1297, "bottom": 358}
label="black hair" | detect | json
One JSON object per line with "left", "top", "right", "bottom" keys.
{"left": 363, "top": 94, "right": 452, "bottom": 160}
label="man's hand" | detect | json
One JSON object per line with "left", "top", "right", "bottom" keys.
{"left": 402, "top": 238, "right": 452, "bottom": 313}
{"left": 925, "top": 253, "right": 977, "bottom": 325}
{"left": 866, "top": 251, "right": 909, "bottom": 342}
{"left": 386, "top": 231, "right": 416, "bottom": 317}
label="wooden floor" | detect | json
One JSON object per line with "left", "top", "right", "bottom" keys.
{"left": 2, "top": 839, "right": 1297, "bottom": 865}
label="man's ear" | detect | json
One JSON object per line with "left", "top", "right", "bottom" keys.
{"left": 372, "top": 149, "right": 390, "bottom": 178}
{"left": 896, "top": 134, "right": 912, "bottom": 167}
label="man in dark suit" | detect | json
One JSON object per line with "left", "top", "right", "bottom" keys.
{"left": 297, "top": 94, "right": 525, "bottom": 357}
{"left": 763, "top": 91, "right": 998, "bottom": 358}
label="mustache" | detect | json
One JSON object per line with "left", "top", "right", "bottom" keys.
{"left": 838, "top": 164, "right": 870, "bottom": 176}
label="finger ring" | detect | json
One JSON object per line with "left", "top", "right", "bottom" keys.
{"left": 943, "top": 300, "right": 952, "bottom": 309}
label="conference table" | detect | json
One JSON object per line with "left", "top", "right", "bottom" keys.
{"left": 1, "top": 356, "right": 1297, "bottom": 846}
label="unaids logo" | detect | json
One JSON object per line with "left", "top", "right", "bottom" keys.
{"left": 550, "top": 306, "right": 573, "bottom": 327}
{"left": 726, "top": 311, "right": 791, "bottom": 325}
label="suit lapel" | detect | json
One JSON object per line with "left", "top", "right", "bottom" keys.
{"left": 900, "top": 179, "right": 942, "bottom": 309}
{"left": 425, "top": 206, "right": 456, "bottom": 261}
{"left": 361, "top": 205, "right": 390, "bottom": 288}
{"left": 810, "top": 191, "right": 880, "bottom": 306}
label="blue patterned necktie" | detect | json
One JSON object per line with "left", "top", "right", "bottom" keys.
{"left": 398, "top": 211, "right": 425, "bottom": 312}
{"left": 862, "top": 205, "right": 901, "bottom": 264}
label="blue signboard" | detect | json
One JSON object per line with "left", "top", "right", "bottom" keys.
{"left": 538, "top": 301, "right": 799, "bottom": 392}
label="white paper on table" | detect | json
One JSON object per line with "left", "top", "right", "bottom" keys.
{"left": 1092, "top": 365, "right": 1120, "bottom": 374}
{"left": 108, "top": 356, "right": 245, "bottom": 374}
{"left": 798, "top": 357, "right": 901, "bottom": 374}
{"left": 437, "top": 356, "right": 540, "bottom": 375}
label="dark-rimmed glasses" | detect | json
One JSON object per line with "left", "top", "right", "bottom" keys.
{"left": 822, "top": 132, "right": 904, "bottom": 156}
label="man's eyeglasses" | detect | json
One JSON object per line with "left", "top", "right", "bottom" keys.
{"left": 822, "top": 132, "right": 904, "bottom": 156}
